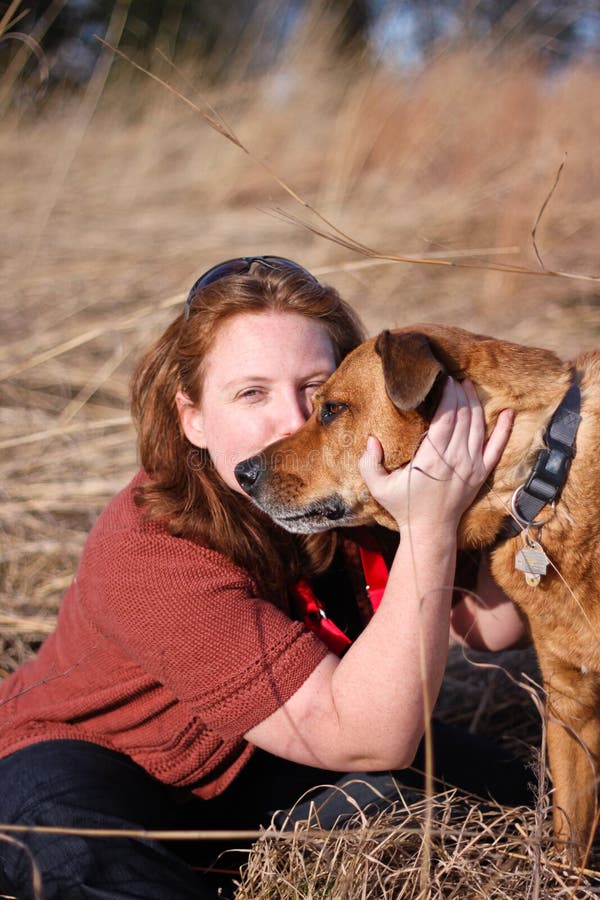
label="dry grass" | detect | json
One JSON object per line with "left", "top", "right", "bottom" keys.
{"left": 232, "top": 646, "right": 600, "bottom": 898}
{"left": 236, "top": 793, "right": 591, "bottom": 899}
{"left": 1, "top": 10, "right": 600, "bottom": 896}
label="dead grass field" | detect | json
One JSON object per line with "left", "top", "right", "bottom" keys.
{"left": 1, "top": 16, "right": 600, "bottom": 897}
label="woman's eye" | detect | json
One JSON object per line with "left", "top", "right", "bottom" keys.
{"left": 304, "top": 382, "right": 324, "bottom": 398}
{"left": 238, "top": 388, "right": 264, "bottom": 401}
{"left": 320, "top": 401, "right": 348, "bottom": 425}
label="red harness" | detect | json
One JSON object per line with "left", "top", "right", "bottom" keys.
{"left": 294, "top": 546, "right": 389, "bottom": 657}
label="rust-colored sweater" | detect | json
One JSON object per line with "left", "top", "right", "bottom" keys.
{"left": 0, "top": 472, "right": 330, "bottom": 798}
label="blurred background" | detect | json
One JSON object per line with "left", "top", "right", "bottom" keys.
{"left": 1, "top": 0, "right": 599, "bottom": 686}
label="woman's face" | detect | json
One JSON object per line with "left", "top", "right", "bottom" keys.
{"left": 177, "top": 311, "right": 337, "bottom": 493}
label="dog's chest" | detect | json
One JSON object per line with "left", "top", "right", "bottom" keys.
{"left": 491, "top": 542, "right": 600, "bottom": 674}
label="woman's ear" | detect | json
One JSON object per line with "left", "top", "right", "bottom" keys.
{"left": 176, "top": 390, "right": 206, "bottom": 448}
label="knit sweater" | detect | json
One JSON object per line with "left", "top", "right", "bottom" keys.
{"left": 0, "top": 471, "right": 330, "bottom": 798}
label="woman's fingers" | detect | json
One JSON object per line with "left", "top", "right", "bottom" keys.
{"left": 421, "top": 377, "right": 474, "bottom": 467}
{"left": 461, "top": 379, "right": 486, "bottom": 458}
{"left": 482, "top": 407, "right": 514, "bottom": 474}
{"left": 450, "top": 378, "right": 513, "bottom": 476}
{"left": 422, "top": 377, "right": 459, "bottom": 457}
{"left": 428, "top": 379, "right": 507, "bottom": 475}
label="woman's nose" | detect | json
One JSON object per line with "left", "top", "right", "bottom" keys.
{"left": 277, "top": 396, "right": 310, "bottom": 437}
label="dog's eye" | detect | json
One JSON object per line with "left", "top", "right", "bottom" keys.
{"left": 320, "top": 402, "right": 348, "bottom": 425}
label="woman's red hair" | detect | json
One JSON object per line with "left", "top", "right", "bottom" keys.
{"left": 130, "top": 263, "right": 366, "bottom": 603}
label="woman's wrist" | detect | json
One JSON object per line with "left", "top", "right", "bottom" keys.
{"left": 396, "top": 517, "right": 460, "bottom": 546}
{"left": 389, "top": 525, "right": 458, "bottom": 605}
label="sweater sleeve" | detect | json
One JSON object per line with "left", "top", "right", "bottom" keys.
{"left": 83, "top": 520, "right": 329, "bottom": 741}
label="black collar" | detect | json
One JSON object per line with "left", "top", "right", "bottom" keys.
{"left": 499, "top": 379, "right": 581, "bottom": 539}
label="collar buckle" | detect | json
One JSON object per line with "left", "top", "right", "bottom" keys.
{"left": 501, "top": 379, "right": 581, "bottom": 537}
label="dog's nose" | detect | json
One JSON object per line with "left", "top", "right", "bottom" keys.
{"left": 234, "top": 456, "right": 264, "bottom": 494}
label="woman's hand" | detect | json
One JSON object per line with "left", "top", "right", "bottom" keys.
{"left": 358, "top": 377, "right": 513, "bottom": 531}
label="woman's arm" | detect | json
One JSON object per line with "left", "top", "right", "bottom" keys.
{"left": 245, "top": 379, "right": 514, "bottom": 772}
{"left": 450, "top": 554, "right": 531, "bottom": 651}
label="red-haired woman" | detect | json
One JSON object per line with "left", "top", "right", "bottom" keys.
{"left": 0, "top": 258, "right": 529, "bottom": 899}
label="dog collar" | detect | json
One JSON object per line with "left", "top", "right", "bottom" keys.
{"left": 500, "top": 379, "right": 581, "bottom": 538}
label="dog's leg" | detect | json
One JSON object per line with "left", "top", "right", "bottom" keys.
{"left": 538, "top": 651, "right": 600, "bottom": 864}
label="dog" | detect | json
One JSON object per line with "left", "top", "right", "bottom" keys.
{"left": 234, "top": 324, "right": 600, "bottom": 861}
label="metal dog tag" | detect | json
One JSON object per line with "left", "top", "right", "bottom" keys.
{"left": 515, "top": 540, "right": 549, "bottom": 587}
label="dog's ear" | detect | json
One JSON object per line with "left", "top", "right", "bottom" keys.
{"left": 375, "top": 330, "right": 447, "bottom": 418}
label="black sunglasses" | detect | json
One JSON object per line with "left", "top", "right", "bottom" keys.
{"left": 184, "top": 256, "right": 317, "bottom": 320}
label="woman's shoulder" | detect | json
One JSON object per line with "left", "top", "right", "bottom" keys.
{"left": 83, "top": 470, "right": 255, "bottom": 588}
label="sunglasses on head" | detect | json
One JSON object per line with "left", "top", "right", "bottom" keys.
{"left": 184, "top": 256, "right": 317, "bottom": 320}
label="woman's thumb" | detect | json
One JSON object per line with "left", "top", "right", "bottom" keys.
{"left": 358, "top": 435, "right": 386, "bottom": 486}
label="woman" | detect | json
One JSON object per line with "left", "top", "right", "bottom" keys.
{"left": 0, "top": 257, "right": 529, "bottom": 899}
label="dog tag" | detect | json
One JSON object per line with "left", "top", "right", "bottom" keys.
{"left": 515, "top": 539, "right": 549, "bottom": 587}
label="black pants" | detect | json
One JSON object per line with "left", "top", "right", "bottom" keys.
{"left": 0, "top": 723, "right": 533, "bottom": 899}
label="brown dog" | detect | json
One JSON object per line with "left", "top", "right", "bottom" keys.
{"left": 235, "top": 324, "right": 600, "bottom": 860}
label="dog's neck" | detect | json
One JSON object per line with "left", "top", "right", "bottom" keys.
{"left": 461, "top": 374, "right": 574, "bottom": 547}
{"left": 419, "top": 327, "right": 574, "bottom": 548}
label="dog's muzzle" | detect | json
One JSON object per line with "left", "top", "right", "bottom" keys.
{"left": 234, "top": 454, "right": 354, "bottom": 533}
